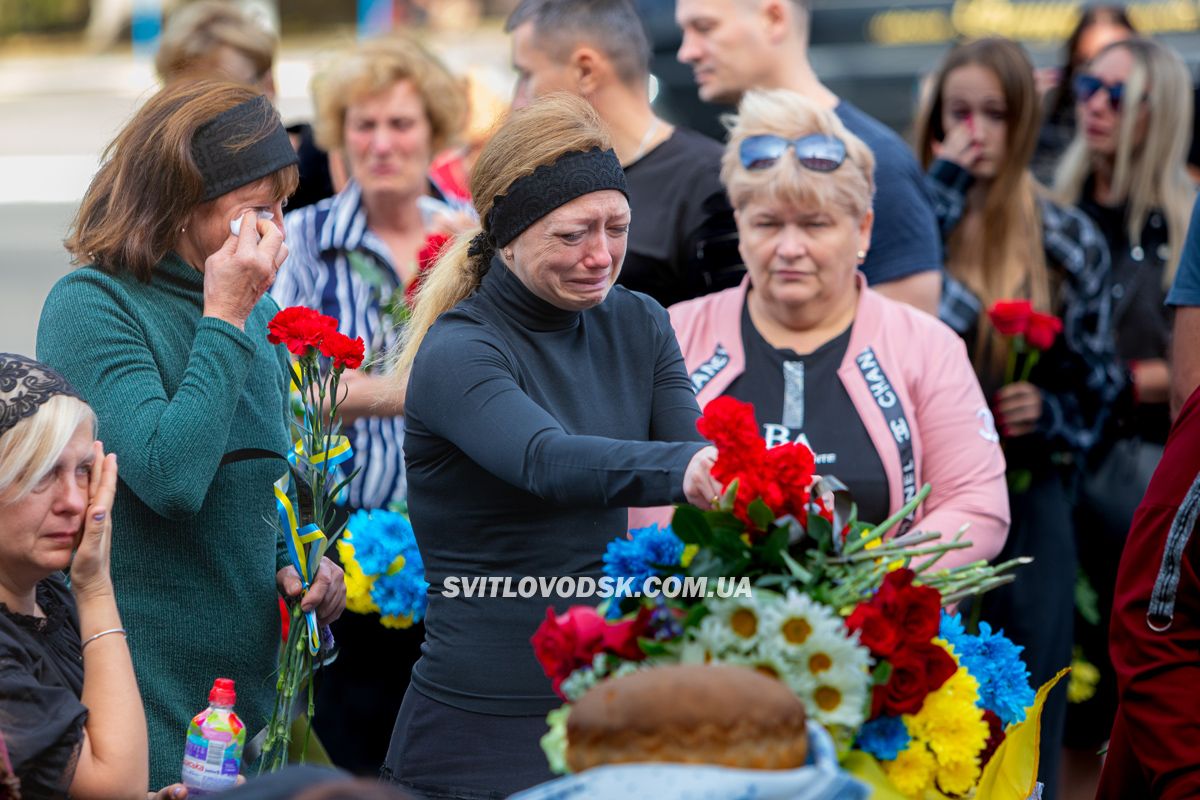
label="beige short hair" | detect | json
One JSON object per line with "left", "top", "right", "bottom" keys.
{"left": 311, "top": 33, "right": 466, "bottom": 155}
{"left": 721, "top": 89, "right": 875, "bottom": 220}
{"left": 154, "top": 1, "right": 276, "bottom": 84}
{"left": 0, "top": 395, "right": 96, "bottom": 503}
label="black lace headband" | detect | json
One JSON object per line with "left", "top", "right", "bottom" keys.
{"left": 191, "top": 95, "right": 298, "bottom": 202}
{"left": 469, "top": 147, "right": 628, "bottom": 260}
{"left": 0, "top": 354, "right": 84, "bottom": 441}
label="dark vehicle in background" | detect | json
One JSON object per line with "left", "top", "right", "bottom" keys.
{"left": 637, "top": 0, "right": 1200, "bottom": 140}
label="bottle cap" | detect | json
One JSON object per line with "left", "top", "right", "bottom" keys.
{"left": 209, "top": 678, "right": 236, "bottom": 706}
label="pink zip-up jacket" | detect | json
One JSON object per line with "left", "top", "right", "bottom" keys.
{"left": 632, "top": 275, "right": 1010, "bottom": 571}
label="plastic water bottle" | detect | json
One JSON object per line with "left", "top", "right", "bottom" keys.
{"left": 181, "top": 678, "right": 245, "bottom": 794}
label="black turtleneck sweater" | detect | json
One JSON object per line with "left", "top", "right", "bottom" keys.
{"left": 403, "top": 259, "right": 706, "bottom": 715}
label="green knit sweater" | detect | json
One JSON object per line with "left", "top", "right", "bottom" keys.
{"left": 37, "top": 253, "right": 293, "bottom": 788}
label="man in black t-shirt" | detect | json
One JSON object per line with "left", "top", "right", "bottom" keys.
{"left": 506, "top": 0, "right": 743, "bottom": 307}
{"left": 675, "top": 0, "right": 943, "bottom": 317}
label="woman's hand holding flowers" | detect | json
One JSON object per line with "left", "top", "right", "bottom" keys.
{"left": 276, "top": 557, "right": 347, "bottom": 627}
{"left": 994, "top": 381, "right": 1043, "bottom": 438}
{"left": 682, "top": 445, "right": 722, "bottom": 509}
{"left": 203, "top": 211, "right": 288, "bottom": 330}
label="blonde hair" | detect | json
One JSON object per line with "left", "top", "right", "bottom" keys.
{"left": 1054, "top": 37, "right": 1195, "bottom": 286}
{"left": 915, "top": 38, "right": 1051, "bottom": 377}
{"left": 721, "top": 89, "right": 875, "bottom": 219}
{"left": 0, "top": 396, "right": 96, "bottom": 503}
{"left": 311, "top": 33, "right": 466, "bottom": 156}
{"left": 154, "top": 0, "right": 276, "bottom": 84}
{"left": 390, "top": 93, "right": 611, "bottom": 382}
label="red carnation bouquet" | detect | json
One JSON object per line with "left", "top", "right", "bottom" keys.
{"left": 260, "top": 307, "right": 364, "bottom": 771}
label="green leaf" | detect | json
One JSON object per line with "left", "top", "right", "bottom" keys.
{"left": 1075, "top": 568, "right": 1101, "bottom": 627}
{"left": 807, "top": 513, "right": 834, "bottom": 552}
{"left": 747, "top": 498, "right": 774, "bottom": 531}
{"left": 670, "top": 505, "right": 708, "bottom": 545}
{"left": 871, "top": 660, "right": 893, "bottom": 685}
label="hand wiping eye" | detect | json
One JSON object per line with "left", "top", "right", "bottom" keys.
{"left": 230, "top": 210, "right": 275, "bottom": 238}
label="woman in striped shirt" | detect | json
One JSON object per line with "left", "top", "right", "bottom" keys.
{"left": 271, "top": 33, "right": 471, "bottom": 775}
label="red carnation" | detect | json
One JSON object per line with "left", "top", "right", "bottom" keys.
{"left": 268, "top": 306, "right": 338, "bottom": 356}
{"left": 1025, "top": 311, "right": 1063, "bottom": 351}
{"left": 320, "top": 331, "right": 365, "bottom": 371}
{"left": 987, "top": 299, "right": 1033, "bottom": 337}
{"left": 696, "top": 397, "right": 815, "bottom": 529}
{"left": 405, "top": 232, "right": 453, "bottom": 307}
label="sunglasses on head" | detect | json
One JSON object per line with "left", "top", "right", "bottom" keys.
{"left": 739, "top": 134, "right": 847, "bottom": 172}
{"left": 1073, "top": 74, "right": 1130, "bottom": 111}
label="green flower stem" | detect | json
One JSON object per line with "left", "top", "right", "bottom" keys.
{"left": 910, "top": 526, "right": 969, "bottom": 574}
{"left": 842, "top": 484, "right": 933, "bottom": 555}
{"left": 1017, "top": 348, "right": 1041, "bottom": 384}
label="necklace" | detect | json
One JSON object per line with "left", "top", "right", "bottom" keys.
{"left": 628, "top": 117, "right": 662, "bottom": 164}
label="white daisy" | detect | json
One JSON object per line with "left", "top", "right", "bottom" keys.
{"left": 804, "top": 659, "right": 871, "bottom": 729}
{"left": 759, "top": 588, "right": 844, "bottom": 652}
{"left": 705, "top": 594, "right": 772, "bottom": 652}
{"left": 719, "top": 639, "right": 794, "bottom": 687}
{"left": 678, "top": 613, "right": 743, "bottom": 663}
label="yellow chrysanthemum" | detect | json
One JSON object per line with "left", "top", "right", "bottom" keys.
{"left": 907, "top": 664, "right": 989, "bottom": 768}
{"left": 882, "top": 743, "right": 937, "bottom": 797}
{"left": 380, "top": 613, "right": 416, "bottom": 629}
{"left": 337, "top": 539, "right": 380, "bottom": 615}
{"left": 936, "top": 757, "right": 981, "bottom": 796}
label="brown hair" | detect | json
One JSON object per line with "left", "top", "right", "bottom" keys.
{"left": 915, "top": 37, "right": 1050, "bottom": 376}
{"left": 65, "top": 80, "right": 298, "bottom": 281}
{"left": 154, "top": 0, "right": 276, "bottom": 84}
{"left": 390, "top": 92, "right": 611, "bottom": 380}
{"left": 311, "top": 33, "right": 466, "bottom": 156}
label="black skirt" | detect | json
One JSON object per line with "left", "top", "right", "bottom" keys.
{"left": 382, "top": 686, "right": 556, "bottom": 799}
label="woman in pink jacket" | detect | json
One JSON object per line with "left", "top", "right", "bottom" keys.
{"left": 651, "top": 89, "right": 1009, "bottom": 571}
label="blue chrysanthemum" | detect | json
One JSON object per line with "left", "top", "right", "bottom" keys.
{"left": 855, "top": 715, "right": 910, "bottom": 761}
{"left": 603, "top": 524, "right": 684, "bottom": 593}
{"left": 344, "top": 509, "right": 428, "bottom": 623}
{"left": 940, "top": 612, "right": 1035, "bottom": 726}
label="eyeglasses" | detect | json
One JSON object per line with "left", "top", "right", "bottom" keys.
{"left": 739, "top": 134, "right": 847, "bottom": 172}
{"left": 1073, "top": 74, "right": 1130, "bottom": 111}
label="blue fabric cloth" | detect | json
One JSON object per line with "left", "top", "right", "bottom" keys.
{"left": 834, "top": 101, "right": 943, "bottom": 285}
{"left": 1167, "top": 197, "right": 1200, "bottom": 307}
{"left": 508, "top": 721, "right": 868, "bottom": 800}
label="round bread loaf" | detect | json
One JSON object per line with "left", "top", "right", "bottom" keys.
{"left": 566, "top": 664, "right": 808, "bottom": 772}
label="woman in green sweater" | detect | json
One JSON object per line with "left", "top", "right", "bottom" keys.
{"left": 37, "top": 80, "right": 346, "bottom": 786}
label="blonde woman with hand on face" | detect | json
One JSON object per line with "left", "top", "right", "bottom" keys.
{"left": 0, "top": 355, "right": 147, "bottom": 799}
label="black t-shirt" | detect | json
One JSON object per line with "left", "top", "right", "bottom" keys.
{"left": 622, "top": 127, "right": 743, "bottom": 307}
{"left": 724, "top": 301, "right": 891, "bottom": 525}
